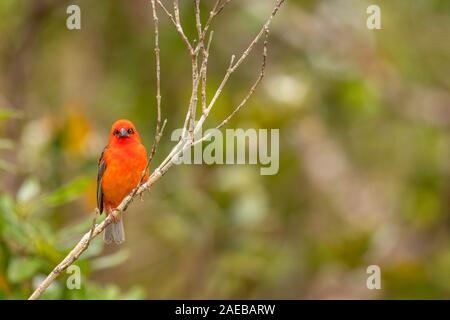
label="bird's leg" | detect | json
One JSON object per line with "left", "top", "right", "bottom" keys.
{"left": 110, "top": 210, "right": 120, "bottom": 223}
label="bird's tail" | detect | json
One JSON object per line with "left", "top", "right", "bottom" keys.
{"left": 104, "top": 218, "right": 125, "bottom": 244}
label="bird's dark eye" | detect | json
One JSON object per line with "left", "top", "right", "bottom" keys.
{"left": 127, "top": 128, "right": 134, "bottom": 134}
{"left": 114, "top": 129, "right": 119, "bottom": 136}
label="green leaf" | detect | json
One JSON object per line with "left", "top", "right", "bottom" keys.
{"left": 3, "top": 224, "right": 31, "bottom": 248}
{"left": 0, "top": 204, "right": 30, "bottom": 250}
{"left": 42, "top": 176, "right": 90, "bottom": 207}
{"left": 0, "top": 193, "right": 16, "bottom": 220}
{"left": 7, "top": 257, "right": 43, "bottom": 283}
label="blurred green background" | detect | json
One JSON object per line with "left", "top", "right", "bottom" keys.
{"left": 1, "top": 0, "right": 450, "bottom": 299}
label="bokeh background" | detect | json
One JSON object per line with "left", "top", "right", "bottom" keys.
{"left": 1, "top": 0, "right": 450, "bottom": 299}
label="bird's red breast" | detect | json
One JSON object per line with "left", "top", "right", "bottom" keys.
{"left": 97, "top": 119, "right": 148, "bottom": 215}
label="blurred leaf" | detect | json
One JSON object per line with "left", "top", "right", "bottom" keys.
{"left": 0, "top": 193, "right": 16, "bottom": 221}
{"left": 7, "top": 257, "right": 44, "bottom": 283}
{"left": 17, "top": 179, "right": 41, "bottom": 204}
{"left": 3, "top": 224, "right": 31, "bottom": 248}
{"left": 34, "top": 238, "right": 62, "bottom": 264}
{"left": 0, "top": 159, "right": 16, "bottom": 173}
{"left": 0, "top": 108, "right": 16, "bottom": 121}
{"left": 91, "top": 249, "right": 129, "bottom": 270}
{"left": 57, "top": 215, "right": 95, "bottom": 240}
{"left": 42, "top": 176, "right": 90, "bottom": 207}
{"left": 121, "top": 286, "right": 146, "bottom": 300}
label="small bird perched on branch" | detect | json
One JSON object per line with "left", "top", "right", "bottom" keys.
{"left": 97, "top": 119, "right": 148, "bottom": 244}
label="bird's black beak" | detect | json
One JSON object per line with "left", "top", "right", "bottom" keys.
{"left": 118, "top": 128, "right": 129, "bottom": 138}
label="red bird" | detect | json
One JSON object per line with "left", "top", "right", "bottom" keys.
{"left": 97, "top": 119, "right": 148, "bottom": 244}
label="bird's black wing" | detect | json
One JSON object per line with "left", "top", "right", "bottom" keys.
{"left": 97, "top": 147, "right": 107, "bottom": 215}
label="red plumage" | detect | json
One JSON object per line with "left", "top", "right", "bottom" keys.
{"left": 97, "top": 119, "right": 148, "bottom": 244}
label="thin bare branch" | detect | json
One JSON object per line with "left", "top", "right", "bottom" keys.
{"left": 128, "top": 0, "right": 169, "bottom": 202}
{"left": 151, "top": 0, "right": 162, "bottom": 135}
{"left": 201, "top": 31, "right": 214, "bottom": 113}
{"left": 157, "top": 0, "right": 193, "bottom": 53}
{"left": 195, "top": 0, "right": 232, "bottom": 53}
{"left": 193, "top": 25, "right": 270, "bottom": 146}
{"left": 188, "top": 60, "right": 199, "bottom": 141}
{"left": 173, "top": 0, "right": 194, "bottom": 54}
{"left": 195, "top": 0, "right": 202, "bottom": 41}
{"left": 195, "top": 0, "right": 284, "bottom": 133}
{"left": 216, "top": 26, "right": 269, "bottom": 129}
{"left": 131, "top": 118, "right": 167, "bottom": 201}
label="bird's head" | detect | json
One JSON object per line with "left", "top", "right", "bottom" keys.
{"left": 109, "top": 119, "right": 141, "bottom": 144}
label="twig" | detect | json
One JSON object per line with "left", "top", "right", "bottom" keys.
{"left": 195, "top": 0, "right": 285, "bottom": 133}
{"left": 133, "top": 0, "right": 168, "bottom": 197}
{"left": 200, "top": 31, "right": 214, "bottom": 114}
{"left": 192, "top": 25, "right": 270, "bottom": 146}
{"left": 152, "top": 0, "right": 162, "bottom": 136}
{"left": 217, "top": 26, "right": 269, "bottom": 129}
{"left": 195, "top": 0, "right": 232, "bottom": 54}
{"left": 157, "top": 0, "right": 193, "bottom": 54}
